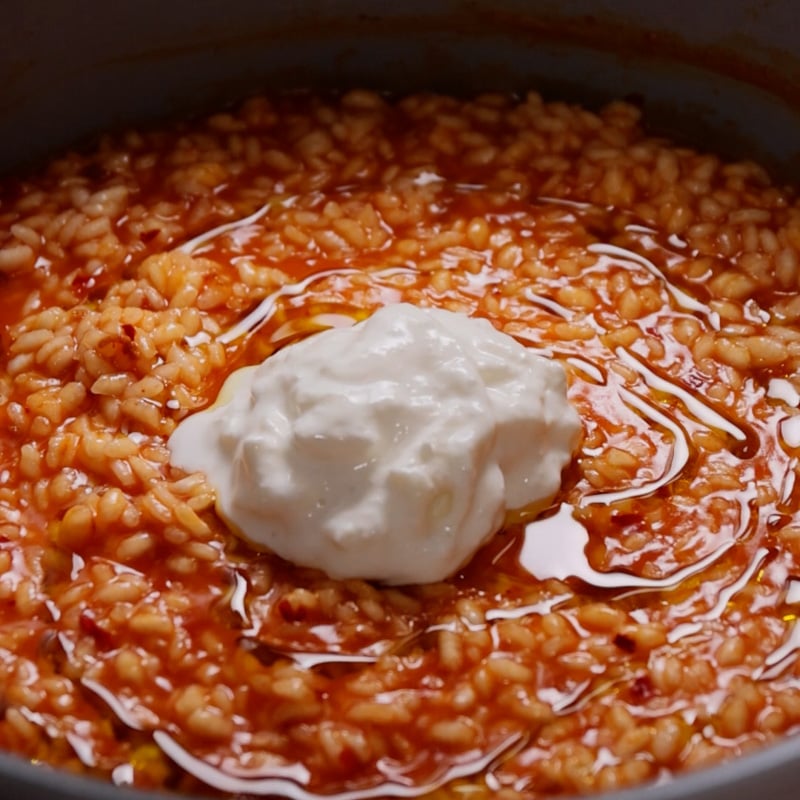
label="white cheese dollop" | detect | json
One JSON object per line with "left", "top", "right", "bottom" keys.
{"left": 168, "top": 303, "right": 580, "bottom": 584}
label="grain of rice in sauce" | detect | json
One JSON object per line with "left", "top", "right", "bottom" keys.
{"left": 0, "top": 89, "right": 800, "bottom": 797}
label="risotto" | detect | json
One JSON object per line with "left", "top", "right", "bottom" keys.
{"left": 1, "top": 90, "right": 800, "bottom": 798}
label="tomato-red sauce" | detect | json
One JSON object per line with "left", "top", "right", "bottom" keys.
{"left": 0, "top": 91, "right": 799, "bottom": 798}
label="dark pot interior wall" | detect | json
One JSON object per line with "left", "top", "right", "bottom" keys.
{"left": 1, "top": 0, "right": 799, "bottom": 179}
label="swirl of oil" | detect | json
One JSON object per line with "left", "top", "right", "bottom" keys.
{"left": 518, "top": 234, "right": 760, "bottom": 593}
{"left": 174, "top": 198, "right": 417, "bottom": 347}
{"left": 161, "top": 196, "right": 787, "bottom": 784}
{"left": 666, "top": 546, "right": 770, "bottom": 643}
{"left": 756, "top": 578, "right": 800, "bottom": 680}
{"left": 217, "top": 265, "right": 415, "bottom": 344}
{"left": 177, "top": 198, "right": 296, "bottom": 256}
{"left": 614, "top": 347, "right": 754, "bottom": 456}
{"left": 519, "top": 504, "right": 737, "bottom": 590}
{"left": 152, "top": 729, "right": 523, "bottom": 799}
{"left": 579, "top": 386, "right": 690, "bottom": 507}
{"left": 587, "top": 242, "right": 714, "bottom": 322}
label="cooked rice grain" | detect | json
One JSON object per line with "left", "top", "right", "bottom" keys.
{"left": 0, "top": 89, "right": 799, "bottom": 798}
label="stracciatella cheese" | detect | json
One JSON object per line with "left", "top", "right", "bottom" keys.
{"left": 168, "top": 304, "right": 581, "bottom": 584}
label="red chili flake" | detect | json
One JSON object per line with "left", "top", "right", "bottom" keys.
{"left": 140, "top": 229, "right": 160, "bottom": 243}
{"left": 70, "top": 273, "right": 95, "bottom": 296}
{"left": 628, "top": 674, "right": 654, "bottom": 703}
{"left": 79, "top": 610, "right": 113, "bottom": 649}
{"left": 121, "top": 323, "right": 136, "bottom": 340}
{"left": 38, "top": 629, "right": 68, "bottom": 674}
{"left": 237, "top": 637, "right": 281, "bottom": 667}
{"left": 610, "top": 513, "right": 642, "bottom": 528}
{"left": 613, "top": 633, "right": 637, "bottom": 653}
{"left": 277, "top": 597, "right": 308, "bottom": 623}
{"left": 97, "top": 332, "right": 137, "bottom": 370}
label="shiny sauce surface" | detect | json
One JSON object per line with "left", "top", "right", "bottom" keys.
{"left": 0, "top": 92, "right": 799, "bottom": 798}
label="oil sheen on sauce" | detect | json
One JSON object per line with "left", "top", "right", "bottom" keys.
{"left": 58, "top": 179, "right": 800, "bottom": 796}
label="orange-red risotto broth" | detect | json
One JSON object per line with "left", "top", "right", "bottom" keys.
{"left": 0, "top": 90, "right": 800, "bottom": 798}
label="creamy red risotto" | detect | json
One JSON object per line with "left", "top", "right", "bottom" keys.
{"left": 1, "top": 90, "right": 800, "bottom": 798}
